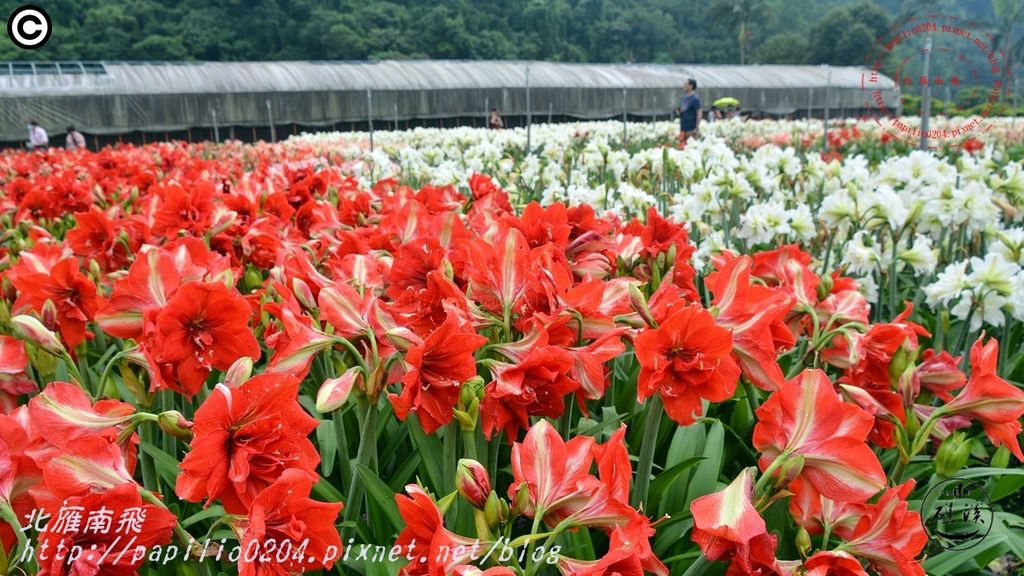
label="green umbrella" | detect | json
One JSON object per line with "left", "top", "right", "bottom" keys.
{"left": 713, "top": 97, "right": 740, "bottom": 108}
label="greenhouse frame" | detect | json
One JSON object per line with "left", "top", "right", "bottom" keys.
{"left": 0, "top": 60, "right": 900, "bottom": 146}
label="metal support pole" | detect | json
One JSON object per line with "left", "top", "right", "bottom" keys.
{"left": 394, "top": 102, "right": 398, "bottom": 131}
{"left": 211, "top": 108, "right": 220, "bottom": 143}
{"left": 1014, "top": 77, "right": 1019, "bottom": 129}
{"left": 525, "top": 63, "right": 532, "bottom": 152}
{"left": 367, "top": 88, "right": 374, "bottom": 152}
{"left": 265, "top": 100, "right": 276, "bottom": 142}
{"left": 548, "top": 102, "right": 553, "bottom": 124}
{"left": 919, "top": 32, "right": 933, "bottom": 150}
{"left": 622, "top": 87, "right": 628, "bottom": 143}
{"left": 808, "top": 87, "right": 813, "bottom": 119}
{"left": 823, "top": 70, "right": 831, "bottom": 149}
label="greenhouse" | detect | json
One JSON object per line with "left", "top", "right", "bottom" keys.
{"left": 0, "top": 60, "right": 899, "bottom": 146}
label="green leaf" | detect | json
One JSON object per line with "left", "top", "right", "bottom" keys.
{"left": 992, "top": 512, "right": 1024, "bottom": 560}
{"left": 181, "top": 505, "right": 225, "bottom": 528}
{"left": 317, "top": 420, "right": 338, "bottom": 477}
{"left": 685, "top": 420, "right": 724, "bottom": 507}
{"left": 139, "top": 442, "right": 181, "bottom": 489}
{"left": 946, "top": 467, "right": 1024, "bottom": 479}
{"left": 659, "top": 422, "right": 705, "bottom": 516}
{"left": 649, "top": 456, "right": 705, "bottom": 513}
{"left": 408, "top": 415, "right": 444, "bottom": 490}
{"left": 388, "top": 452, "right": 422, "bottom": 492}
{"left": 355, "top": 463, "right": 403, "bottom": 534}
{"left": 312, "top": 476, "right": 345, "bottom": 503}
{"left": 922, "top": 535, "right": 1006, "bottom": 574}
{"left": 991, "top": 474, "right": 1024, "bottom": 502}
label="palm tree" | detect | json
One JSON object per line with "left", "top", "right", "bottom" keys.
{"left": 710, "top": 0, "right": 770, "bottom": 65}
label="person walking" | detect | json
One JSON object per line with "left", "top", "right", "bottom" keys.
{"left": 677, "top": 79, "right": 702, "bottom": 144}
{"left": 489, "top": 108, "right": 504, "bottom": 130}
{"left": 26, "top": 120, "right": 48, "bottom": 150}
{"left": 65, "top": 126, "right": 87, "bottom": 151}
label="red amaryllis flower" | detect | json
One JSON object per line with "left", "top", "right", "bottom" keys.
{"left": 786, "top": 477, "right": 864, "bottom": 538}
{"left": 803, "top": 552, "right": 868, "bottom": 576}
{"left": 32, "top": 435, "right": 137, "bottom": 512}
{"left": 747, "top": 245, "right": 820, "bottom": 309}
{"left": 95, "top": 250, "right": 181, "bottom": 340}
{"left": 395, "top": 484, "right": 479, "bottom": 576}
{"left": 913, "top": 349, "right": 965, "bottom": 402}
{"left": 557, "top": 528, "right": 646, "bottom": 576}
{"left": 10, "top": 257, "right": 102, "bottom": 349}
{"left": 317, "top": 282, "right": 377, "bottom": 340}
{"left": 35, "top": 483, "right": 177, "bottom": 576}
{"left": 480, "top": 344, "right": 577, "bottom": 441}
{"left": 837, "top": 481, "right": 927, "bottom": 576}
{"left": 753, "top": 369, "right": 886, "bottom": 502}
{"left": 690, "top": 468, "right": 780, "bottom": 575}
{"left": 66, "top": 210, "right": 114, "bottom": 268}
{"left": 463, "top": 228, "right": 531, "bottom": 315}
{"left": 506, "top": 420, "right": 667, "bottom": 576}
{"left": 0, "top": 414, "right": 39, "bottom": 554}
{"left": 176, "top": 375, "right": 320, "bottom": 514}
{"left": 235, "top": 469, "right": 343, "bottom": 576}
{"left": 962, "top": 137, "right": 984, "bottom": 154}
{"left": 27, "top": 382, "right": 136, "bottom": 461}
{"left": 706, "top": 256, "right": 794, "bottom": 391}
{"left": 151, "top": 181, "right": 215, "bottom": 237}
{"left": 634, "top": 303, "right": 741, "bottom": 425}
{"left": 0, "top": 336, "right": 36, "bottom": 412}
{"left": 508, "top": 419, "right": 596, "bottom": 520}
{"left": 840, "top": 305, "right": 928, "bottom": 391}
{"left": 941, "top": 337, "right": 1024, "bottom": 461}
{"left": 146, "top": 281, "right": 260, "bottom": 397}
{"left": 390, "top": 313, "right": 487, "bottom": 434}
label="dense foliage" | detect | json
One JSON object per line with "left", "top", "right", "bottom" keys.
{"left": 0, "top": 0, "right": 1000, "bottom": 65}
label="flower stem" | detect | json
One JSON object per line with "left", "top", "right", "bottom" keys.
{"left": 0, "top": 501, "right": 27, "bottom": 571}
{"left": 632, "top": 395, "right": 664, "bottom": 509}
{"left": 463, "top": 429, "right": 478, "bottom": 461}
{"left": 343, "top": 399, "right": 379, "bottom": 533}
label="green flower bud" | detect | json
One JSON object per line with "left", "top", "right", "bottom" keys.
{"left": 157, "top": 410, "right": 194, "bottom": 442}
{"left": 935, "top": 432, "right": 971, "bottom": 477}
{"left": 796, "top": 526, "right": 812, "bottom": 557}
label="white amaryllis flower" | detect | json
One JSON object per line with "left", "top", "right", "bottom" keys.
{"left": 898, "top": 235, "right": 938, "bottom": 276}
{"left": 925, "top": 261, "right": 971, "bottom": 307}
{"left": 842, "top": 231, "right": 881, "bottom": 276}
{"left": 967, "top": 252, "right": 1020, "bottom": 296}
{"left": 738, "top": 201, "right": 792, "bottom": 245}
{"left": 951, "top": 289, "right": 1007, "bottom": 331}
{"left": 992, "top": 228, "right": 1024, "bottom": 266}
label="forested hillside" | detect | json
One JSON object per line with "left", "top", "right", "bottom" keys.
{"left": 0, "top": 0, "right": 1002, "bottom": 64}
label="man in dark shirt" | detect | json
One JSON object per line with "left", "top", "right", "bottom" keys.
{"left": 678, "top": 78, "right": 701, "bottom": 144}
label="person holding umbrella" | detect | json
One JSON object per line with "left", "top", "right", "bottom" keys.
{"left": 677, "top": 78, "right": 702, "bottom": 144}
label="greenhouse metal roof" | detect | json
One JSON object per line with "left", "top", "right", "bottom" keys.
{"left": 0, "top": 60, "right": 894, "bottom": 96}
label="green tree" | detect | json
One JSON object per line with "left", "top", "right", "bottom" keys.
{"left": 990, "top": 0, "right": 1024, "bottom": 101}
{"left": 710, "top": 0, "right": 772, "bottom": 64}
{"left": 806, "top": 2, "right": 889, "bottom": 65}
{"left": 755, "top": 33, "right": 808, "bottom": 64}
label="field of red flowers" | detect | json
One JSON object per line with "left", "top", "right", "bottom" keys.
{"left": 1, "top": 132, "right": 1023, "bottom": 576}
